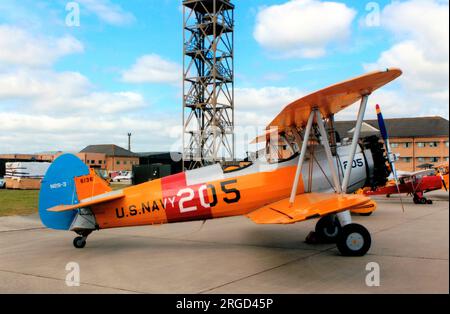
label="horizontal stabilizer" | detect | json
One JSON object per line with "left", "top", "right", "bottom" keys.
{"left": 47, "top": 190, "right": 124, "bottom": 212}
{"left": 247, "top": 193, "right": 371, "bottom": 225}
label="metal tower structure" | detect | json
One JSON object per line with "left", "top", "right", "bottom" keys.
{"left": 182, "top": 0, "right": 235, "bottom": 169}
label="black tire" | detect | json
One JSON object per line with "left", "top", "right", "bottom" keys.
{"left": 419, "top": 198, "right": 427, "bottom": 205}
{"left": 427, "top": 199, "right": 433, "bottom": 205}
{"left": 336, "top": 224, "right": 371, "bottom": 257}
{"left": 315, "top": 215, "right": 341, "bottom": 243}
{"left": 413, "top": 197, "right": 420, "bottom": 204}
{"left": 359, "top": 212, "right": 373, "bottom": 217}
{"left": 73, "top": 236, "right": 86, "bottom": 249}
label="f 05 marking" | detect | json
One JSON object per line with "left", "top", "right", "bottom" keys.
{"left": 343, "top": 158, "right": 364, "bottom": 170}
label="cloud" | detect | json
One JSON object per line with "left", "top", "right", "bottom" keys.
{"left": 0, "top": 112, "right": 180, "bottom": 154}
{"left": 78, "top": 0, "right": 135, "bottom": 26}
{"left": 254, "top": 0, "right": 356, "bottom": 58}
{"left": 0, "top": 25, "right": 84, "bottom": 67}
{"left": 365, "top": 0, "right": 449, "bottom": 118}
{"left": 367, "top": 41, "right": 448, "bottom": 94}
{"left": 121, "top": 54, "right": 181, "bottom": 85}
{"left": 0, "top": 68, "right": 179, "bottom": 153}
{"left": 235, "top": 86, "right": 303, "bottom": 111}
{"left": 0, "top": 22, "right": 177, "bottom": 154}
{"left": 0, "top": 69, "right": 145, "bottom": 115}
{"left": 381, "top": 0, "right": 449, "bottom": 62}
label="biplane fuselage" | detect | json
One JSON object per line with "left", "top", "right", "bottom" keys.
{"left": 81, "top": 145, "right": 371, "bottom": 230}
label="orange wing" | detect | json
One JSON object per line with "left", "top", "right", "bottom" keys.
{"left": 247, "top": 193, "right": 371, "bottom": 224}
{"left": 264, "top": 68, "right": 402, "bottom": 136}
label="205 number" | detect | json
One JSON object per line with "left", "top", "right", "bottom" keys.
{"left": 177, "top": 180, "right": 241, "bottom": 213}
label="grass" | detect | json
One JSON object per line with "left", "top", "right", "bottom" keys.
{"left": 0, "top": 183, "right": 130, "bottom": 217}
{"left": 0, "top": 189, "right": 40, "bottom": 217}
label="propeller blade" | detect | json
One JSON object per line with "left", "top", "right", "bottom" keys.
{"left": 376, "top": 104, "right": 406, "bottom": 212}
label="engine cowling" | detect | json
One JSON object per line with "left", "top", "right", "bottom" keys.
{"left": 361, "top": 135, "right": 391, "bottom": 190}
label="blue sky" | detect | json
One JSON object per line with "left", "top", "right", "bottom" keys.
{"left": 0, "top": 0, "right": 448, "bottom": 154}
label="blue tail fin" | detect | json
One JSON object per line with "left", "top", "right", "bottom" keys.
{"left": 39, "top": 154, "right": 89, "bottom": 230}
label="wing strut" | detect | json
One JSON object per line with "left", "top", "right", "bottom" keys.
{"left": 316, "top": 110, "right": 342, "bottom": 194}
{"left": 341, "top": 94, "right": 370, "bottom": 193}
{"left": 289, "top": 110, "right": 315, "bottom": 206}
{"left": 337, "top": 94, "right": 369, "bottom": 226}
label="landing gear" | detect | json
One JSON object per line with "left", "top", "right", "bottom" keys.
{"left": 315, "top": 215, "right": 341, "bottom": 243}
{"left": 336, "top": 223, "right": 371, "bottom": 257}
{"left": 72, "top": 230, "right": 92, "bottom": 249}
{"left": 359, "top": 212, "right": 373, "bottom": 217}
{"left": 413, "top": 193, "right": 433, "bottom": 205}
{"left": 306, "top": 211, "right": 372, "bottom": 256}
{"left": 73, "top": 236, "right": 87, "bottom": 249}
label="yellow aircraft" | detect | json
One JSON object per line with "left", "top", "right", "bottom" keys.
{"left": 434, "top": 162, "right": 449, "bottom": 191}
{"left": 39, "top": 68, "right": 402, "bottom": 256}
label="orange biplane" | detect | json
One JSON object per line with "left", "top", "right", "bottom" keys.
{"left": 39, "top": 68, "right": 402, "bottom": 256}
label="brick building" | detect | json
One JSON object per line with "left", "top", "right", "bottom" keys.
{"left": 0, "top": 145, "right": 140, "bottom": 176}
{"left": 80, "top": 145, "right": 139, "bottom": 172}
{"left": 336, "top": 116, "right": 449, "bottom": 172}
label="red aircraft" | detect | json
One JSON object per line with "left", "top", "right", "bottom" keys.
{"left": 364, "top": 170, "right": 443, "bottom": 204}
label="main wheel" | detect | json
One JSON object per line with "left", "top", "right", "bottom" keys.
{"left": 336, "top": 224, "right": 371, "bottom": 256}
{"left": 73, "top": 236, "right": 86, "bottom": 249}
{"left": 359, "top": 212, "right": 373, "bottom": 217}
{"left": 419, "top": 198, "right": 427, "bottom": 205}
{"left": 315, "top": 215, "right": 341, "bottom": 243}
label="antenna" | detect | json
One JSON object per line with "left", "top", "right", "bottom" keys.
{"left": 128, "top": 133, "right": 132, "bottom": 151}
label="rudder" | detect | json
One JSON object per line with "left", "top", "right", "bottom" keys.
{"left": 39, "top": 154, "right": 90, "bottom": 230}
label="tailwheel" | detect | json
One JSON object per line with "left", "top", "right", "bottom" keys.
{"left": 73, "top": 230, "right": 92, "bottom": 249}
{"left": 73, "top": 236, "right": 86, "bottom": 249}
{"left": 315, "top": 215, "right": 341, "bottom": 243}
{"left": 336, "top": 224, "right": 371, "bottom": 257}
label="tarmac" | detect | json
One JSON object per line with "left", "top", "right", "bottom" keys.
{"left": 0, "top": 191, "right": 448, "bottom": 294}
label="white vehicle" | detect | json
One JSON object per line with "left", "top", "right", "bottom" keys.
{"left": 112, "top": 173, "right": 132, "bottom": 182}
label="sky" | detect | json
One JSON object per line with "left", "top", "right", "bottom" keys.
{"left": 0, "top": 0, "right": 448, "bottom": 156}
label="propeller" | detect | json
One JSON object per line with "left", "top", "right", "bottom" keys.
{"left": 376, "top": 104, "right": 406, "bottom": 212}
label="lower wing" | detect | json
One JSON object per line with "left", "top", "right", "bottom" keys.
{"left": 247, "top": 193, "right": 371, "bottom": 225}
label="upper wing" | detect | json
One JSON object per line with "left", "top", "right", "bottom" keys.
{"left": 247, "top": 193, "right": 371, "bottom": 225}
{"left": 260, "top": 68, "right": 402, "bottom": 137}
{"left": 47, "top": 190, "right": 124, "bottom": 212}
